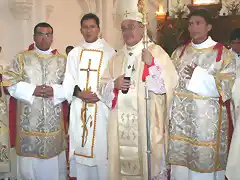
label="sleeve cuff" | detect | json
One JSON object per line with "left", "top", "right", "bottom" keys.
{"left": 187, "top": 66, "right": 219, "bottom": 97}
{"left": 12, "top": 82, "right": 36, "bottom": 104}
{"left": 52, "top": 84, "right": 66, "bottom": 105}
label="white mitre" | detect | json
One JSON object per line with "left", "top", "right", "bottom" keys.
{"left": 116, "top": 0, "right": 143, "bottom": 23}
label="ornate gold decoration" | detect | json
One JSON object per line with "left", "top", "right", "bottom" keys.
{"left": 74, "top": 49, "right": 103, "bottom": 158}
{"left": 137, "top": 0, "right": 144, "bottom": 14}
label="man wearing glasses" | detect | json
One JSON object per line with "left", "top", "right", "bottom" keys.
{"left": 63, "top": 13, "right": 115, "bottom": 180}
{"left": 98, "top": 0, "right": 178, "bottom": 179}
{"left": 4, "top": 22, "right": 67, "bottom": 180}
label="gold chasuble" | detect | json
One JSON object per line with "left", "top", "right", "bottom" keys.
{"left": 168, "top": 42, "right": 235, "bottom": 174}
{"left": 99, "top": 42, "right": 178, "bottom": 180}
{"left": 6, "top": 50, "right": 66, "bottom": 159}
{"left": 0, "top": 66, "right": 10, "bottom": 173}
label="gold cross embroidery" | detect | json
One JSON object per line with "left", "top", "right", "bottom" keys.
{"left": 124, "top": 10, "right": 130, "bottom": 17}
{"left": 80, "top": 59, "right": 98, "bottom": 89}
{"left": 80, "top": 59, "right": 98, "bottom": 147}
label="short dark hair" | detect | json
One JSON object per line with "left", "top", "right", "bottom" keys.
{"left": 34, "top": 22, "right": 53, "bottom": 35}
{"left": 230, "top": 28, "right": 240, "bottom": 41}
{"left": 188, "top": 9, "right": 212, "bottom": 25}
{"left": 66, "top": 46, "right": 74, "bottom": 50}
{"left": 80, "top": 13, "right": 100, "bottom": 28}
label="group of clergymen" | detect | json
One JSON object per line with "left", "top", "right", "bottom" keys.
{"left": 1, "top": 0, "right": 240, "bottom": 180}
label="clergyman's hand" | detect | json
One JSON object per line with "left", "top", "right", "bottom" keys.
{"left": 77, "top": 91, "right": 99, "bottom": 103}
{"left": 142, "top": 48, "right": 153, "bottom": 66}
{"left": 43, "top": 86, "right": 53, "bottom": 97}
{"left": 33, "top": 85, "right": 53, "bottom": 98}
{"left": 86, "top": 93, "right": 99, "bottom": 103}
{"left": 33, "top": 85, "right": 44, "bottom": 97}
{"left": 184, "top": 64, "right": 197, "bottom": 79}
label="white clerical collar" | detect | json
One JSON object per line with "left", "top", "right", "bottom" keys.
{"left": 80, "top": 38, "right": 103, "bottom": 49}
{"left": 191, "top": 36, "right": 217, "bottom": 49}
{"left": 126, "top": 38, "right": 144, "bottom": 51}
{"left": 124, "top": 39, "right": 144, "bottom": 58}
{"left": 34, "top": 44, "right": 53, "bottom": 54}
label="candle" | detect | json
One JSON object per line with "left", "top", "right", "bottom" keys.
{"left": 156, "top": 3, "right": 166, "bottom": 20}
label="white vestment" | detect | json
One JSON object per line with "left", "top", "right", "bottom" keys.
{"left": 99, "top": 38, "right": 173, "bottom": 180}
{"left": 7, "top": 46, "right": 67, "bottom": 180}
{"left": 170, "top": 37, "right": 225, "bottom": 180}
{"left": 225, "top": 52, "right": 240, "bottom": 180}
{"left": 63, "top": 39, "right": 115, "bottom": 180}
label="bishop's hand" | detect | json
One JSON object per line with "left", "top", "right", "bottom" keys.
{"left": 114, "top": 74, "right": 131, "bottom": 91}
{"left": 142, "top": 48, "right": 153, "bottom": 66}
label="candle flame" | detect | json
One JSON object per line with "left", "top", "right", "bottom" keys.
{"left": 156, "top": 4, "right": 165, "bottom": 15}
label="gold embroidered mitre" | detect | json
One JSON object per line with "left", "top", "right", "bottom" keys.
{"left": 116, "top": 0, "right": 143, "bottom": 23}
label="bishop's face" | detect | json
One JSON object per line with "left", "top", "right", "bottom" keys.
{"left": 231, "top": 40, "right": 240, "bottom": 54}
{"left": 188, "top": 15, "right": 212, "bottom": 44}
{"left": 121, "top": 20, "right": 144, "bottom": 47}
{"left": 81, "top": 19, "right": 100, "bottom": 43}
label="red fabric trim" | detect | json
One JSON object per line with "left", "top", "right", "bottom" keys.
{"left": 9, "top": 96, "right": 16, "bottom": 147}
{"left": 112, "top": 88, "right": 119, "bottom": 109}
{"left": 62, "top": 100, "right": 69, "bottom": 132}
{"left": 61, "top": 100, "right": 70, "bottom": 178}
{"left": 142, "top": 58, "right": 155, "bottom": 81}
{"left": 28, "top": 43, "right": 34, "bottom": 51}
{"left": 224, "top": 99, "right": 233, "bottom": 151}
{"left": 219, "top": 97, "right": 233, "bottom": 180}
{"left": 179, "top": 40, "right": 191, "bottom": 58}
{"left": 28, "top": 43, "right": 58, "bottom": 55}
{"left": 213, "top": 43, "right": 224, "bottom": 62}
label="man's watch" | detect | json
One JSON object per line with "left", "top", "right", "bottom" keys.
{"left": 73, "top": 85, "right": 81, "bottom": 96}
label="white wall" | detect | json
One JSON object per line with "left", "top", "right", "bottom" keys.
{"left": 0, "top": 0, "right": 233, "bottom": 67}
{"left": 43, "top": 0, "right": 84, "bottom": 53}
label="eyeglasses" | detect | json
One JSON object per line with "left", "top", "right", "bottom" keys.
{"left": 121, "top": 24, "right": 136, "bottom": 32}
{"left": 35, "top": 32, "right": 53, "bottom": 37}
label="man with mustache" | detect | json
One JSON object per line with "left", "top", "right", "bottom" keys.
{"left": 4, "top": 22, "right": 67, "bottom": 180}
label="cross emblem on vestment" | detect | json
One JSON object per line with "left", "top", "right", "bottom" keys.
{"left": 80, "top": 59, "right": 98, "bottom": 90}
{"left": 80, "top": 58, "right": 98, "bottom": 147}
{"left": 124, "top": 10, "right": 130, "bottom": 17}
